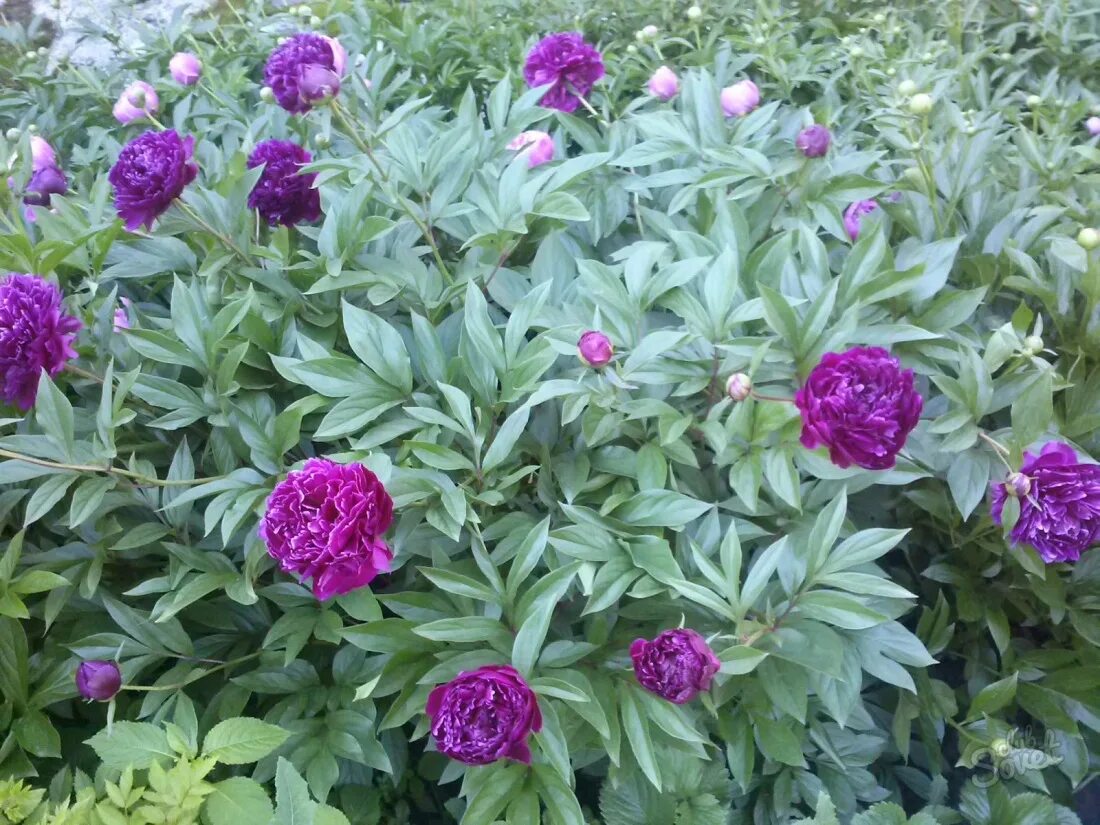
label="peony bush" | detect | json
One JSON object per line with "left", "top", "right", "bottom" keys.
{"left": 0, "top": 0, "right": 1098, "bottom": 823}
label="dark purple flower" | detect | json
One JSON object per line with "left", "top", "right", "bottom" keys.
{"left": 76, "top": 660, "right": 122, "bottom": 701}
{"left": 0, "top": 273, "right": 80, "bottom": 410}
{"left": 263, "top": 33, "right": 344, "bottom": 114}
{"left": 991, "top": 442, "right": 1100, "bottom": 564}
{"left": 630, "top": 629, "right": 720, "bottom": 704}
{"left": 259, "top": 458, "right": 394, "bottom": 600}
{"left": 795, "top": 346, "right": 922, "bottom": 470}
{"left": 426, "top": 665, "right": 542, "bottom": 765}
{"left": 844, "top": 199, "right": 879, "bottom": 241}
{"left": 247, "top": 140, "right": 321, "bottom": 226}
{"left": 796, "top": 124, "right": 831, "bottom": 158}
{"left": 108, "top": 130, "right": 198, "bottom": 232}
{"left": 23, "top": 164, "right": 68, "bottom": 207}
{"left": 523, "top": 33, "right": 605, "bottom": 114}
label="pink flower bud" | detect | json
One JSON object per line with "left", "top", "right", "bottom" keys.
{"left": 297, "top": 64, "right": 341, "bottom": 104}
{"left": 647, "top": 65, "right": 679, "bottom": 101}
{"left": 113, "top": 297, "right": 132, "bottom": 331}
{"left": 720, "top": 79, "right": 760, "bottom": 117}
{"left": 1005, "top": 472, "right": 1031, "bottom": 498}
{"left": 113, "top": 81, "right": 159, "bottom": 124}
{"left": 1087, "top": 116, "right": 1100, "bottom": 137}
{"left": 507, "top": 131, "right": 555, "bottom": 168}
{"left": 578, "top": 330, "right": 613, "bottom": 368}
{"left": 726, "top": 373, "right": 752, "bottom": 402}
{"left": 76, "top": 660, "right": 122, "bottom": 701}
{"left": 168, "top": 52, "right": 202, "bottom": 86}
{"left": 796, "top": 124, "right": 831, "bottom": 158}
{"left": 29, "top": 136, "right": 56, "bottom": 171}
{"left": 325, "top": 36, "right": 348, "bottom": 76}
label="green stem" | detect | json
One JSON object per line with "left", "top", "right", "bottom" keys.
{"left": 0, "top": 448, "right": 225, "bottom": 488}
{"left": 122, "top": 651, "right": 263, "bottom": 692}
{"left": 177, "top": 201, "right": 252, "bottom": 265}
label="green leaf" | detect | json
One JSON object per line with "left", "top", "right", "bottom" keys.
{"left": 1011, "top": 372, "right": 1053, "bottom": 448}
{"left": 68, "top": 476, "right": 117, "bottom": 528}
{"left": 24, "top": 473, "right": 76, "bottom": 526}
{"left": 614, "top": 491, "right": 711, "bottom": 528}
{"left": 341, "top": 300, "right": 413, "bottom": 393}
{"left": 753, "top": 716, "right": 806, "bottom": 767}
{"left": 86, "top": 722, "right": 174, "bottom": 770}
{"left": 483, "top": 405, "right": 532, "bottom": 473}
{"left": 205, "top": 777, "right": 274, "bottom": 825}
{"left": 966, "top": 673, "right": 1018, "bottom": 721}
{"left": 619, "top": 684, "right": 661, "bottom": 789}
{"left": 534, "top": 764, "right": 586, "bottom": 825}
{"left": 202, "top": 717, "right": 290, "bottom": 765}
{"left": 512, "top": 564, "right": 580, "bottom": 675}
{"left": 34, "top": 372, "right": 74, "bottom": 457}
{"left": 274, "top": 757, "right": 318, "bottom": 825}
{"left": 716, "top": 645, "right": 768, "bottom": 675}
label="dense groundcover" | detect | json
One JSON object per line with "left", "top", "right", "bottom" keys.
{"left": 0, "top": 0, "right": 1098, "bottom": 822}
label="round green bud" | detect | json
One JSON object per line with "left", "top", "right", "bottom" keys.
{"left": 4, "top": 128, "right": 20, "bottom": 142}
{"left": 260, "top": 86, "right": 276, "bottom": 103}
{"left": 898, "top": 80, "right": 917, "bottom": 96}
{"left": 909, "top": 93, "right": 934, "bottom": 115}
{"left": 1077, "top": 227, "right": 1100, "bottom": 250}
{"left": 1023, "top": 335, "right": 1044, "bottom": 355}
{"left": 314, "top": 133, "right": 331, "bottom": 149}
{"left": 1026, "top": 94, "right": 1042, "bottom": 109}
{"left": 687, "top": 5, "right": 703, "bottom": 20}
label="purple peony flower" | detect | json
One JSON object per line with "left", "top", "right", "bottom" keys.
{"left": 523, "top": 32, "right": 605, "bottom": 114}
{"left": 108, "top": 130, "right": 198, "bottom": 232}
{"left": 426, "top": 665, "right": 542, "bottom": 765}
{"left": 263, "top": 33, "right": 344, "bottom": 114}
{"left": 844, "top": 199, "right": 879, "bottom": 241}
{"left": 247, "top": 140, "right": 322, "bottom": 226}
{"left": 76, "top": 660, "right": 122, "bottom": 701}
{"left": 507, "top": 131, "right": 556, "bottom": 168}
{"left": 796, "top": 346, "right": 922, "bottom": 470}
{"left": 630, "top": 629, "right": 720, "bottom": 704}
{"left": 578, "top": 330, "right": 613, "bottom": 367}
{"left": 647, "top": 65, "right": 680, "bottom": 101}
{"left": 796, "top": 124, "right": 831, "bottom": 158}
{"left": 169, "top": 52, "right": 203, "bottom": 86}
{"left": 991, "top": 442, "right": 1100, "bottom": 564}
{"left": 260, "top": 458, "right": 394, "bottom": 600}
{"left": 0, "top": 273, "right": 81, "bottom": 410}
{"left": 720, "top": 79, "right": 760, "bottom": 117}
{"left": 113, "top": 81, "right": 159, "bottom": 124}
{"left": 23, "top": 164, "right": 68, "bottom": 207}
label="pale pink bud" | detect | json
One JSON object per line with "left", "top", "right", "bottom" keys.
{"left": 113, "top": 297, "right": 132, "bottom": 331}
{"left": 726, "top": 373, "right": 752, "bottom": 402}
{"left": 720, "top": 79, "right": 760, "bottom": 117}
{"left": 507, "top": 131, "right": 555, "bottom": 168}
{"left": 29, "top": 136, "right": 56, "bottom": 171}
{"left": 1087, "top": 116, "right": 1100, "bottom": 137}
{"left": 298, "top": 64, "right": 340, "bottom": 104}
{"left": 325, "top": 36, "right": 348, "bottom": 76}
{"left": 113, "top": 81, "right": 159, "bottom": 124}
{"left": 578, "top": 330, "right": 613, "bottom": 368}
{"left": 647, "top": 66, "right": 680, "bottom": 101}
{"left": 169, "top": 52, "right": 202, "bottom": 86}
{"left": 1005, "top": 472, "right": 1031, "bottom": 498}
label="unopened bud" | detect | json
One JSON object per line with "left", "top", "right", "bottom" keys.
{"left": 4, "top": 128, "right": 20, "bottom": 142}
{"left": 314, "top": 132, "right": 331, "bottom": 149}
{"left": 1078, "top": 227, "right": 1100, "bottom": 250}
{"left": 991, "top": 738, "right": 1012, "bottom": 758}
{"left": 687, "top": 5, "right": 702, "bottom": 20}
{"left": 1026, "top": 94, "right": 1042, "bottom": 109}
{"left": 909, "top": 93, "right": 934, "bottom": 115}
{"left": 260, "top": 86, "right": 275, "bottom": 103}
{"left": 898, "top": 79, "right": 918, "bottom": 97}
{"left": 1023, "top": 335, "right": 1043, "bottom": 355}
{"left": 726, "top": 373, "right": 752, "bottom": 402}
{"left": 1005, "top": 472, "right": 1031, "bottom": 498}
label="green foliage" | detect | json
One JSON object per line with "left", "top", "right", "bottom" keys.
{"left": 0, "top": 0, "right": 1097, "bottom": 823}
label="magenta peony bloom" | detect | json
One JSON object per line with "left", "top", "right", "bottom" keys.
{"left": 76, "top": 660, "right": 122, "bottom": 701}
{"left": 108, "top": 130, "right": 198, "bottom": 232}
{"left": 113, "top": 81, "right": 159, "bottom": 124}
{"left": 578, "top": 330, "right": 613, "bottom": 367}
{"left": 30, "top": 136, "right": 56, "bottom": 171}
{"left": 507, "top": 131, "right": 555, "bottom": 168}
{"left": 796, "top": 346, "right": 922, "bottom": 470}
{"left": 426, "top": 665, "right": 542, "bottom": 765}
{"left": 523, "top": 32, "right": 605, "bottom": 114}
{"left": 0, "top": 274, "right": 81, "bottom": 410}
{"left": 991, "top": 442, "right": 1100, "bottom": 564}
{"left": 169, "top": 52, "right": 202, "bottom": 86}
{"left": 247, "top": 140, "right": 321, "bottom": 226}
{"left": 630, "top": 629, "right": 720, "bottom": 704}
{"left": 843, "top": 199, "right": 879, "bottom": 241}
{"left": 720, "top": 79, "right": 760, "bottom": 117}
{"left": 260, "top": 458, "right": 394, "bottom": 600}
{"left": 1087, "top": 117, "right": 1100, "bottom": 137}
{"left": 647, "top": 65, "right": 680, "bottom": 101}
{"left": 263, "top": 33, "right": 344, "bottom": 114}
{"left": 796, "top": 124, "right": 831, "bottom": 158}
{"left": 23, "top": 164, "right": 68, "bottom": 207}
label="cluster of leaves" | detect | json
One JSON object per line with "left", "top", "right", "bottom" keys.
{"left": 0, "top": 0, "right": 1097, "bottom": 823}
